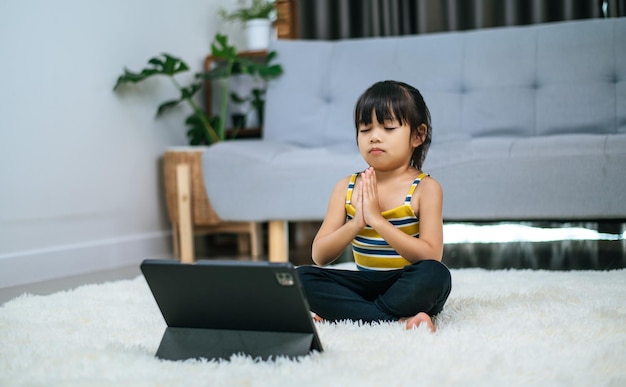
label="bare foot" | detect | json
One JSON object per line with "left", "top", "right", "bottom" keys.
{"left": 401, "top": 312, "right": 435, "bottom": 333}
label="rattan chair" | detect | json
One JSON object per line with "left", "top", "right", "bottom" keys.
{"left": 163, "top": 149, "right": 263, "bottom": 263}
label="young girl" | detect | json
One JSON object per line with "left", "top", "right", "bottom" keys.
{"left": 296, "top": 80, "right": 451, "bottom": 332}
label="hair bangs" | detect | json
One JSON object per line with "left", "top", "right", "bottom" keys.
{"left": 354, "top": 83, "right": 410, "bottom": 128}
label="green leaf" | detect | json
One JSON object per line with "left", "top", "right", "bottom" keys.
{"left": 147, "top": 56, "right": 164, "bottom": 66}
{"left": 113, "top": 54, "right": 191, "bottom": 90}
{"left": 216, "top": 33, "right": 227, "bottom": 48}
{"left": 185, "top": 114, "right": 205, "bottom": 145}
{"left": 185, "top": 114, "right": 221, "bottom": 145}
{"left": 160, "top": 53, "right": 190, "bottom": 75}
{"left": 113, "top": 68, "right": 159, "bottom": 89}
{"left": 258, "top": 64, "right": 283, "bottom": 79}
{"left": 180, "top": 82, "right": 202, "bottom": 99}
{"left": 219, "top": 0, "right": 275, "bottom": 22}
{"left": 156, "top": 99, "right": 182, "bottom": 116}
{"left": 211, "top": 34, "right": 237, "bottom": 60}
{"left": 230, "top": 92, "right": 248, "bottom": 104}
{"left": 236, "top": 58, "right": 258, "bottom": 76}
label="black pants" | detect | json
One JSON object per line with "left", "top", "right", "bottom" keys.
{"left": 296, "top": 260, "right": 451, "bottom": 322}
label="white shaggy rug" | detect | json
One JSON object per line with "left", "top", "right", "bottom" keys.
{"left": 1, "top": 268, "right": 625, "bottom": 386}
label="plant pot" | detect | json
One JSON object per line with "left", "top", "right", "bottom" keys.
{"left": 245, "top": 18, "right": 271, "bottom": 50}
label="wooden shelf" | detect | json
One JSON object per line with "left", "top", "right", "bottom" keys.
{"left": 201, "top": 0, "right": 298, "bottom": 138}
{"left": 225, "top": 127, "right": 261, "bottom": 139}
{"left": 276, "top": 0, "right": 298, "bottom": 39}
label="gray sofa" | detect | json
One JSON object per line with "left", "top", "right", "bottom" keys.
{"left": 203, "top": 18, "right": 626, "bottom": 261}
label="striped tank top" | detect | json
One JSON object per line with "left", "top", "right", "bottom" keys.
{"left": 345, "top": 172, "right": 429, "bottom": 271}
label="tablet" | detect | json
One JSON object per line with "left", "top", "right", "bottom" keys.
{"left": 140, "top": 259, "right": 323, "bottom": 360}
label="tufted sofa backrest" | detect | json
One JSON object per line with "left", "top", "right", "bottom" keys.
{"left": 264, "top": 18, "right": 626, "bottom": 150}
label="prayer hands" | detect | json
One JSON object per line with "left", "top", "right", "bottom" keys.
{"left": 351, "top": 167, "right": 382, "bottom": 229}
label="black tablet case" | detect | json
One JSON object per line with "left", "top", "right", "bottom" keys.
{"left": 140, "top": 259, "right": 323, "bottom": 361}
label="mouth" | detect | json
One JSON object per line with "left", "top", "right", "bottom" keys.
{"left": 369, "top": 148, "right": 384, "bottom": 155}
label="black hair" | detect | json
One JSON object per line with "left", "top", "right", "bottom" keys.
{"left": 354, "top": 80, "right": 432, "bottom": 170}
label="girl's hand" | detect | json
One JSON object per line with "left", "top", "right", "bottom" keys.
{"left": 312, "top": 175, "right": 369, "bottom": 265}
{"left": 350, "top": 174, "right": 366, "bottom": 230}
{"left": 360, "top": 167, "right": 383, "bottom": 226}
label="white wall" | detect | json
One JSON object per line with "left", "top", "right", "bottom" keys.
{"left": 0, "top": 0, "right": 247, "bottom": 287}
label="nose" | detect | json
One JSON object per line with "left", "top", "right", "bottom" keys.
{"left": 369, "top": 128, "right": 381, "bottom": 143}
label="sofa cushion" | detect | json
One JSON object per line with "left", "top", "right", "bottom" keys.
{"left": 203, "top": 140, "right": 366, "bottom": 221}
{"left": 425, "top": 134, "right": 626, "bottom": 220}
{"left": 263, "top": 41, "right": 335, "bottom": 148}
{"left": 614, "top": 18, "right": 626, "bottom": 134}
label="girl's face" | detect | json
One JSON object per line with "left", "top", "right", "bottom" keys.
{"left": 357, "top": 112, "right": 423, "bottom": 171}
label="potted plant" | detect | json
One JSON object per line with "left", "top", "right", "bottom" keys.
{"left": 220, "top": 0, "right": 275, "bottom": 50}
{"left": 229, "top": 50, "right": 282, "bottom": 129}
{"left": 113, "top": 33, "right": 282, "bottom": 145}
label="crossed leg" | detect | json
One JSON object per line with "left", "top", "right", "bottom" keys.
{"left": 297, "top": 260, "right": 451, "bottom": 332}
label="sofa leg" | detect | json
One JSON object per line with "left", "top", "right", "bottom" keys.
{"left": 176, "top": 163, "right": 195, "bottom": 264}
{"left": 268, "top": 220, "right": 288, "bottom": 262}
